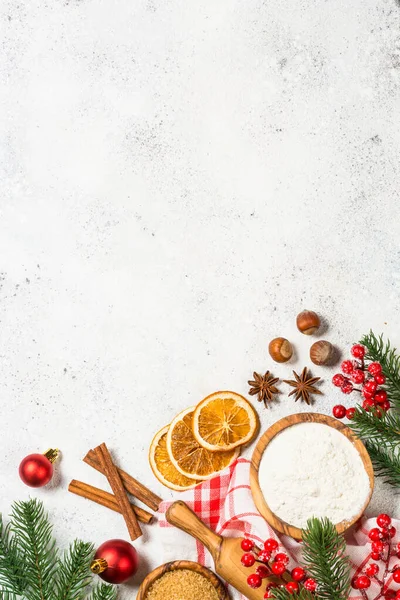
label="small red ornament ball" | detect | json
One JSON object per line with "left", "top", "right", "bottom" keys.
{"left": 19, "top": 454, "right": 54, "bottom": 488}
{"left": 92, "top": 539, "right": 138, "bottom": 584}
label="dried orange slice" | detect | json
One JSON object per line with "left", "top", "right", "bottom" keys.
{"left": 192, "top": 391, "right": 258, "bottom": 451}
{"left": 149, "top": 425, "right": 200, "bottom": 491}
{"left": 166, "top": 407, "right": 239, "bottom": 480}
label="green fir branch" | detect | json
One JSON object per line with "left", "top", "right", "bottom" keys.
{"left": 87, "top": 583, "right": 117, "bottom": 600}
{"left": 301, "top": 518, "right": 350, "bottom": 600}
{"left": 10, "top": 499, "right": 58, "bottom": 600}
{"left": 0, "top": 519, "right": 26, "bottom": 596}
{"left": 56, "top": 541, "right": 94, "bottom": 600}
{"left": 364, "top": 439, "right": 400, "bottom": 487}
{"left": 273, "top": 588, "right": 315, "bottom": 600}
{"left": 360, "top": 331, "right": 400, "bottom": 411}
{"left": 349, "top": 407, "right": 400, "bottom": 447}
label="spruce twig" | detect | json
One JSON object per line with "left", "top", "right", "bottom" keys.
{"left": 301, "top": 518, "right": 350, "bottom": 600}
{"left": 360, "top": 331, "right": 400, "bottom": 411}
{"left": 88, "top": 583, "right": 117, "bottom": 600}
{"left": 10, "top": 499, "right": 58, "bottom": 600}
{"left": 364, "top": 439, "right": 400, "bottom": 487}
{"left": 349, "top": 408, "right": 400, "bottom": 447}
{"left": 0, "top": 500, "right": 117, "bottom": 600}
{"left": 56, "top": 540, "right": 94, "bottom": 600}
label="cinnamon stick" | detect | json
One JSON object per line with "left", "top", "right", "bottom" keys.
{"left": 95, "top": 443, "right": 142, "bottom": 541}
{"left": 68, "top": 480, "right": 153, "bottom": 524}
{"left": 84, "top": 448, "right": 162, "bottom": 512}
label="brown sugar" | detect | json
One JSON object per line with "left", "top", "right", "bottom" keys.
{"left": 145, "top": 568, "right": 220, "bottom": 600}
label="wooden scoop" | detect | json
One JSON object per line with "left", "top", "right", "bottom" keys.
{"left": 166, "top": 500, "right": 287, "bottom": 599}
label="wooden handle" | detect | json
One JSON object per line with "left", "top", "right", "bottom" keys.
{"left": 166, "top": 501, "right": 222, "bottom": 559}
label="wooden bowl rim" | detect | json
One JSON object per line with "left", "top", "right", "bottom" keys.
{"left": 136, "top": 560, "right": 229, "bottom": 600}
{"left": 250, "top": 412, "right": 374, "bottom": 540}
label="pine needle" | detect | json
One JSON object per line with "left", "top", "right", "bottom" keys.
{"left": 350, "top": 407, "right": 400, "bottom": 448}
{"left": 301, "top": 518, "right": 350, "bottom": 600}
{"left": 360, "top": 331, "right": 400, "bottom": 411}
{"left": 56, "top": 541, "right": 94, "bottom": 600}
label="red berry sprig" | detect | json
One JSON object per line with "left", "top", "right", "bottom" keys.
{"left": 240, "top": 537, "right": 319, "bottom": 596}
{"left": 331, "top": 344, "right": 391, "bottom": 420}
{"left": 351, "top": 514, "right": 399, "bottom": 599}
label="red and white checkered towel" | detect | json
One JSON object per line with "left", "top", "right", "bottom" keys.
{"left": 158, "top": 458, "right": 399, "bottom": 600}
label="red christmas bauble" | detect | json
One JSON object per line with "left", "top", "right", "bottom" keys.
{"left": 91, "top": 539, "right": 138, "bottom": 584}
{"left": 19, "top": 453, "right": 54, "bottom": 487}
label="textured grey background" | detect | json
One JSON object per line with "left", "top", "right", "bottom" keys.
{"left": 0, "top": 0, "right": 399, "bottom": 596}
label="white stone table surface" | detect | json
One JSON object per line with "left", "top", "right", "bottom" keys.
{"left": 1, "top": 0, "right": 399, "bottom": 597}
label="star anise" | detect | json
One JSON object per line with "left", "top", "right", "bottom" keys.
{"left": 283, "top": 367, "right": 322, "bottom": 405}
{"left": 248, "top": 371, "right": 280, "bottom": 408}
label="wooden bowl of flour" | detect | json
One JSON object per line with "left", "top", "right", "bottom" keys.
{"left": 250, "top": 413, "right": 374, "bottom": 540}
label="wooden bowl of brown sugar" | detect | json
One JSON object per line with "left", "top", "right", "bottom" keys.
{"left": 136, "top": 560, "right": 229, "bottom": 600}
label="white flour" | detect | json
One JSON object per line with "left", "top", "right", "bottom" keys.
{"left": 258, "top": 423, "right": 371, "bottom": 529}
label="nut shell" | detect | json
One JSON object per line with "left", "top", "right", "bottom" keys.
{"left": 310, "top": 340, "right": 334, "bottom": 366}
{"left": 268, "top": 337, "right": 293, "bottom": 363}
{"left": 296, "top": 310, "right": 321, "bottom": 335}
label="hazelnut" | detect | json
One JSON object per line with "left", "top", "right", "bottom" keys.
{"left": 296, "top": 310, "right": 321, "bottom": 335}
{"left": 310, "top": 340, "right": 335, "bottom": 366}
{"left": 269, "top": 337, "right": 293, "bottom": 363}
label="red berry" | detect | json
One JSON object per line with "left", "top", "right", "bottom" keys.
{"left": 389, "top": 526, "right": 397, "bottom": 538}
{"left": 384, "top": 591, "right": 397, "bottom": 600}
{"left": 256, "top": 565, "right": 270, "bottom": 578}
{"left": 271, "top": 562, "right": 286, "bottom": 576}
{"left": 332, "top": 374, "right": 346, "bottom": 387}
{"left": 377, "top": 514, "right": 392, "bottom": 528}
{"left": 264, "top": 584, "right": 278, "bottom": 598}
{"left": 274, "top": 553, "right": 289, "bottom": 565}
{"left": 257, "top": 550, "right": 271, "bottom": 563}
{"left": 351, "top": 369, "right": 365, "bottom": 384}
{"left": 364, "top": 380, "right": 378, "bottom": 394}
{"left": 368, "top": 528, "right": 382, "bottom": 542}
{"left": 374, "top": 373, "right": 386, "bottom": 385}
{"left": 352, "top": 344, "right": 366, "bottom": 358}
{"left": 393, "top": 569, "right": 400, "bottom": 583}
{"left": 247, "top": 573, "right": 262, "bottom": 589}
{"left": 396, "top": 592, "right": 400, "bottom": 600}
{"left": 241, "top": 539, "right": 254, "bottom": 552}
{"left": 341, "top": 360, "right": 354, "bottom": 374}
{"left": 346, "top": 407, "right": 356, "bottom": 419}
{"left": 381, "top": 400, "right": 391, "bottom": 411}
{"left": 354, "top": 575, "right": 371, "bottom": 590}
{"left": 365, "top": 563, "right": 379, "bottom": 577}
{"left": 333, "top": 405, "right": 347, "bottom": 419}
{"left": 264, "top": 538, "right": 278, "bottom": 552}
{"left": 241, "top": 553, "right": 255, "bottom": 567}
{"left": 375, "top": 390, "right": 388, "bottom": 404}
{"left": 285, "top": 581, "right": 299, "bottom": 594}
{"left": 371, "top": 541, "right": 384, "bottom": 554}
{"left": 341, "top": 382, "right": 354, "bottom": 394}
{"left": 304, "top": 578, "right": 317, "bottom": 592}
{"left": 363, "top": 399, "right": 375, "bottom": 411}
{"left": 371, "top": 552, "right": 382, "bottom": 561}
{"left": 291, "top": 567, "right": 306, "bottom": 582}
{"left": 368, "top": 362, "right": 382, "bottom": 375}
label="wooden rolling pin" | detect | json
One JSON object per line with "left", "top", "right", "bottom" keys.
{"left": 166, "top": 501, "right": 287, "bottom": 600}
